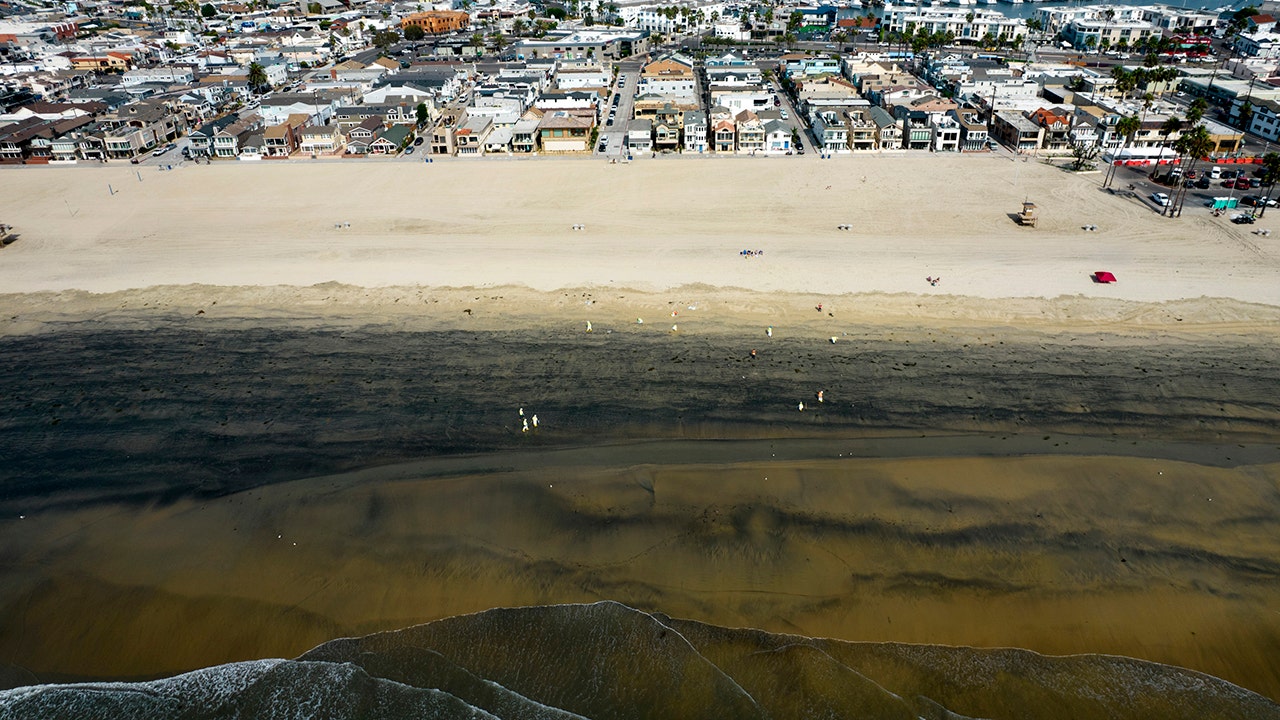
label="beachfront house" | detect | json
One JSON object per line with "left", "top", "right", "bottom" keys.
{"left": 812, "top": 109, "right": 850, "bottom": 154}
{"left": 455, "top": 116, "right": 494, "bottom": 156}
{"left": 346, "top": 116, "right": 384, "bottom": 145}
{"left": 368, "top": 126, "right": 411, "bottom": 155}
{"left": 537, "top": 111, "right": 593, "bottom": 154}
{"left": 932, "top": 115, "right": 961, "bottom": 153}
{"left": 298, "top": 125, "right": 342, "bottom": 156}
{"left": 764, "top": 119, "right": 792, "bottom": 154}
{"left": 212, "top": 116, "right": 261, "bottom": 159}
{"left": 512, "top": 117, "right": 540, "bottom": 153}
{"left": 683, "top": 110, "right": 707, "bottom": 154}
{"left": 263, "top": 114, "right": 307, "bottom": 157}
{"left": 1029, "top": 107, "right": 1073, "bottom": 152}
{"left": 870, "top": 106, "right": 901, "bottom": 150}
{"left": 735, "top": 111, "right": 765, "bottom": 155}
{"left": 710, "top": 106, "right": 736, "bottom": 153}
{"left": 952, "top": 108, "right": 990, "bottom": 152}
{"left": 627, "top": 119, "right": 653, "bottom": 154}
{"left": 990, "top": 111, "right": 1044, "bottom": 154}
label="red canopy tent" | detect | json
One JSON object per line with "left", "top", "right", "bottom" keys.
{"left": 1094, "top": 271, "right": 1117, "bottom": 284}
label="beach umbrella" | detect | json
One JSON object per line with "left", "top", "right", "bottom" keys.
{"left": 1093, "top": 271, "right": 1117, "bottom": 284}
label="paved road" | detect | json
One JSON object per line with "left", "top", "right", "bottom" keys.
{"left": 598, "top": 59, "right": 643, "bottom": 157}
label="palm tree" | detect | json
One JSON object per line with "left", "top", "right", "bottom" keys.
{"left": 1139, "top": 92, "right": 1155, "bottom": 126}
{"left": 1169, "top": 125, "right": 1214, "bottom": 217}
{"left": 246, "top": 61, "right": 268, "bottom": 92}
{"left": 1097, "top": 8, "right": 1115, "bottom": 59}
{"left": 1256, "top": 152, "right": 1280, "bottom": 217}
{"left": 1104, "top": 114, "right": 1141, "bottom": 188}
{"left": 1110, "top": 66, "right": 1134, "bottom": 99}
{"left": 1185, "top": 97, "right": 1207, "bottom": 127}
{"left": 1159, "top": 115, "right": 1182, "bottom": 153}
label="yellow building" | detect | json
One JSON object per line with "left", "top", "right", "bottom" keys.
{"left": 400, "top": 11, "right": 469, "bottom": 34}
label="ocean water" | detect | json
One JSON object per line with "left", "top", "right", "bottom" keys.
{"left": 2, "top": 602, "right": 1277, "bottom": 719}
{"left": 1, "top": 319, "right": 1279, "bottom": 715}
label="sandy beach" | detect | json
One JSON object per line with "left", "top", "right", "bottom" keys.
{"left": 0, "top": 154, "right": 1277, "bottom": 306}
{"left": 1, "top": 155, "right": 1279, "bottom": 705}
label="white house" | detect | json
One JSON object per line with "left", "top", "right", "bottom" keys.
{"left": 121, "top": 67, "right": 195, "bottom": 87}
{"left": 763, "top": 119, "right": 792, "bottom": 154}
{"left": 882, "top": 6, "right": 1026, "bottom": 45}
{"left": 1234, "top": 31, "right": 1280, "bottom": 60}
{"left": 708, "top": 85, "right": 771, "bottom": 113}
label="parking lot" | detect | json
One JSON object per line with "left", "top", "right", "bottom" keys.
{"left": 1111, "top": 162, "right": 1274, "bottom": 218}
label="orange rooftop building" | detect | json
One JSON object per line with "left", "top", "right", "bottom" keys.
{"left": 400, "top": 11, "right": 470, "bottom": 34}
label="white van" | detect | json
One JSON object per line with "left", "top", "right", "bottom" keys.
{"left": 1209, "top": 166, "right": 1222, "bottom": 179}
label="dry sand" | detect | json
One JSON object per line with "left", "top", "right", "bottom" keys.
{"left": 2, "top": 156, "right": 1279, "bottom": 701}
{"left": 0, "top": 154, "right": 1277, "bottom": 308}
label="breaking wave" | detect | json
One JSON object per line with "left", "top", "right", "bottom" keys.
{"left": 3, "top": 602, "right": 1276, "bottom": 720}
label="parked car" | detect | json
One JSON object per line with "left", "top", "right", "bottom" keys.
{"left": 1150, "top": 191, "right": 1170, "bottom": 206}
{"left": 404, "top": 145, "right": 415, "bottom": 154}
{"left": 413, "top": 137, "right": 424, "bottom": 146}
{"left": 1241, "top": 195, "right": 1277, "bottom": 207}
{"left": 1232, "top": 214, "right": 1256, "bottom": 224}
{"left": 1196, "top": 177, "right": 1212, "bottom": 189}
{"left": 1185, "top": 170, "right": 1198, "bottom": 180}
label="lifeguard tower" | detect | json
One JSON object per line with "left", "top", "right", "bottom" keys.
{"left": 1018, "top": 200, "right": 1037, "bottom": 227}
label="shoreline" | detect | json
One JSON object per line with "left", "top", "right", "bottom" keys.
{"left": 6, "top": 282, "right": 1280, "bottom": 338}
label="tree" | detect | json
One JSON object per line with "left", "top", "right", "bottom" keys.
{"left": 1239, "top": 99, "right": 1255, "bottom": 131}
{"left": 1103, "top": 114, "right": 1140, "bottom": 188}
{"left": 1140, "top": 92, "right": 1155, "bottom": 126}
{"left": 246, "top": 61, "right": 268, "bottom": 91}
{"left": 1110, "top": 66, "right": 1135, "bottom": 98}
{"left": 490, "top": 32, "right": 507, "bottom": 52}
{"left": 1097, "top": 7, "right": 1115, "bottom": 58}
{"left": 1256, "top": 152, "right": 1280, "bottom": 217}
{"left": 404, "top": 24, "right": 425, "bottom": 41}
{"left": 1185, "top": 97, "right": 1207, "bottom": 126}
{"left": 415, "top": 102, "right": 429, "bottom": 127}
{"left": 1070, "top": 140, "right": 1100, "bottom": 171}
{"left": 1169, "top": 124, "right": 1214, "bottom": 216}
{"left": 1159, "top": 115, "right": 1183, "bottom": 150}
{"left": 470, "top": 31, "right": 485, "bottom": 53}
{"left": 200, "top": 2, "right": 215, "bottom": 17}
{"left": 373, "top": 29, "right": 399, "bottom": 53}
{"left": 512, "top": 19, "right": 526, "bottom": 36}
